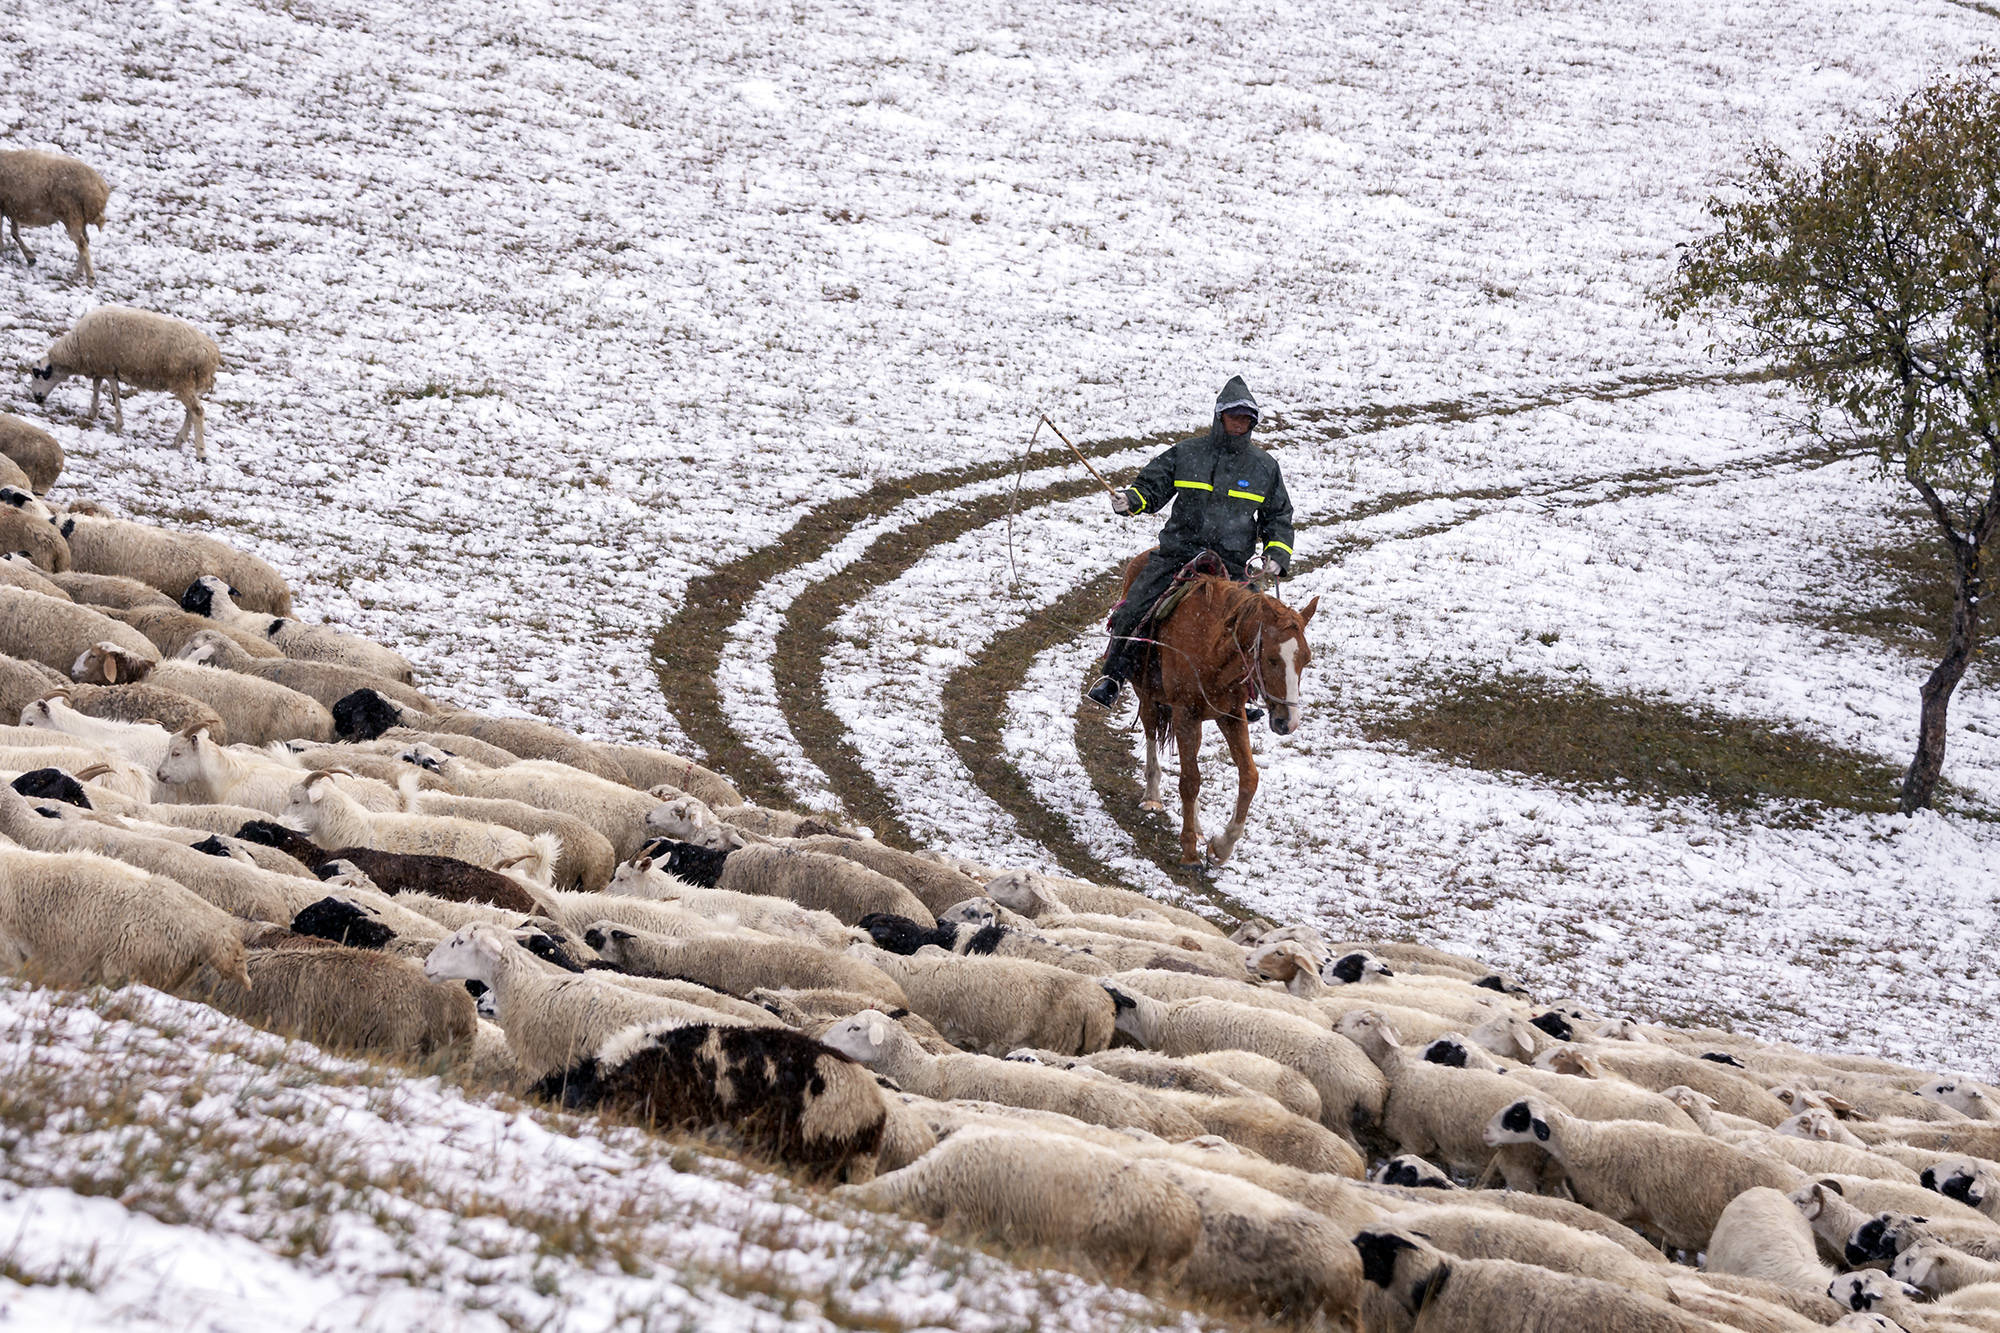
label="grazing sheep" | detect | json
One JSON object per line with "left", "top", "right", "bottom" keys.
{"left": 2, "top": 652, "right": 114, "bottom": 726}
{"left": 1705, "top": 1186, "right": 1838, "bottom": 1295}
{"left": 1926, "top": 1081, "right": 2000, "bottom": 1123}
{"left": 379, "top": 728, "right": 520, "bottom": 769}
{"left": 839, "top": 1128, "right": 1203, "bottom": 1280}
{"left": 0, "top": 844, "right": 250, "bottom": 990}
{"left": 280, "top": 771, "right": 558, "bottom": 885}
{"left": 1924, "top": 1160, "right": 2000, "bottom": 1220}
{"left": 589, "top": 742, "right": 740, "bottom": 809}
{"left": 30, "top": 307, "right": 221, "bottom": 459}
{"left": 327, "top": 690, "right": 629, "bottom": 781}
{"left": 584, "top": 920, "right": 907, "bottom": 1008}
{"left": 0, "top": 799, "right": 300, "bottom": 921}
{"left": 1102, "top": 982, "right": 1386, "bottom": 1142}
{"left": 400, "top": 789, "right": 614, "bottom": 892}
{"left": 701, "top": 843, "right": 931, "bottom": 927}
{"left": 716, "top": 804, "right": 858, "bottom": 840}
{"left": 754, "top": 990, "right": 960, "bottom": 1055}
{"left": 0, "top": 556, "right": 66, "bottom": 599}
{"left": 980, "top": 867, "right": 1224, "bottom": 938}
{"left": 180, "top": 578, "right": 413, "bottom": 685}
{"left": 0, "top": 501, "right": 68, "bottom": 572}
{"left": 191, "top": 945, "right": 476, "bottom": 1057}
{"left": 0, "top": 150, "right": 108, "bottom": 284}
{"left": 1103, "top": 965, "right": 1334, "bottom": 1028}
{"left": 1481, "top": 1096, "right": 1805, "bottom": 1252}
{"left": 414, "top": 748, "right": 665, "bottom": 862}
{"left": 56, "top": 511, "right": 292, "bottom": 616}
{"left": 1540, "top": 1042, "right": 1791, "bottom": 1126}
{"left": 606, "top": 859, "right": 852, "bottom": 949}
{"left": 54, "top": 680, "right": 229, "bottom": 745}
{"left": 1336, "top": 1009, "right": 1554, "bottom": 1189}
{"left": 850, "top": 943, "right": 1115, "bottom": 1056}
{"left": 0, "top": 414, "right": 63, "bottom": 494}
{"left": 178, "top": 632, "right": 432, "bottom": 714}
{"left": 531, "top": 1016, "right": 885, "bottom": 1181}
{"left": 1019, "top": 1046, "right": 1267, "bottom": 1101}
{"left": 1353, "top": 1227, "right": 1716, "bottom": 1332}
{"left": 102, "top": 604, "right": 289, "bottom": 662}
{"left": 151, "top": 725, "right": 336, "bottom": 813}
{"left": 268, "top": 838, "right": 547, "bottom": 914}
{"left": 0, "top": 587, "right": 159, "bottom": 676}
{"left": 1824, "top": 1176, "right": 1997, "bottom": 1229}
{"left": 421, "top": 923, "right": 749, "bottom": 1081}
{"left": 1891, "top": 1241, "right": 2000, "bottom": 1299}
{"left": 858, "top": 910, "right": 1106, "bottom": 975}
{"left": 1420, "top": 1034, "right": 1702, "bottom": 1131}
{"left": 1371, "top": 1204, "right": 1675, "bottom": 1302}
{"left": 788, "top": 835, "right": 983, "bottom": 917}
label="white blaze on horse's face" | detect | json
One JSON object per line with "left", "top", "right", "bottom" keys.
{"left": 1269, "top": 635, "right": 1305, "bottom": 735}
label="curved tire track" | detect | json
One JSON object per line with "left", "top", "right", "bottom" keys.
{"left": 654, "top": 366, "right": 1797, "bottom": 877}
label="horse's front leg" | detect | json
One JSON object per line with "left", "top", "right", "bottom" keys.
{"left": 1174, "top": 711, "right": 1205, "bottom": 865}
{"left": 1206, "top": 714, "right": 1260, "bottom": 864}
{"left": 1141, "top": 703, "right": 1165, "bottom": 812}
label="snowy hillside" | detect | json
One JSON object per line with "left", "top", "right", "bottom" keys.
{"left": 6, "top": 0, "right": 2000, "bottom": 1320}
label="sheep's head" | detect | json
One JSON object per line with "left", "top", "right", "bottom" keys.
{"left": 1829, "top": 1271, "right": 1924, "bottom": 1312}
{"left": 1538, "top": 1046, "right": 1603, "bottom": 1079}
{"left": 580, "top": 921, "right": 637, "bottom": 965}
{"left": 1920, "top": 1078, "right": 1998, "bottom": 1121}
{"left": 1098, "top": 980, "right": 1144, "bottom": 1041}
{"left": 1845, "top": 1213, "right": 1931, "bottom": 1269}
{"left": 278, "top": 771, "right": 342, "bottom": 834}
{"left": 178, "top": 575, "right": 240, "bottom": 619}
{"left": 1661, "top": 1085, "right": 1717, "bottom": 1122}
{"left": 1886, "top": 1244, "right": 1954, "bottom": 1298}
{"left": 1421, "top": 1035, "right": 1471, "bottom": 1068}
{"left": 1244, "top": 939, "right": 1312, "bottom": 985}
{"left": 982, "top": 869, "right": 1057, "bottom": 917}
{"left": 1353, "top": 1227, "right": 1448, "bottom": 1314}
{"left": 154, "top": 725, "right": 216, "bottom": 788}
{"left": 71, "top": 641, "right": 154, "bottom": 685}
{"left": 1591, "top": 1016, "right": 1648, "bottom": 1042}
{"left": 1371, "top": 1157, "right": 1453, "bottom": 1190}
{"left": 642, "top": 795, "right": 741, "bottom": 851}
{"left": 422, "top": 924, "right": 518, "bottom": 986}
{"left": 1334, "top": 1008, "right": 1400, "bottom": 1062}
{"left": 1228, "top": 915, "right": 1278, "bottom": 946}
{"left": 1483, "top": 1097, "right": 1554, "bottom": 1148}
{"left": 15, "top": 693, "right": 67, "bottom": 730}
{"left": 331, "top": 688, "right": 404, "bottom": 742}
{"left": 27, "top": 360, "right": 67, "bottom": 404}
{"left": 1322, "top": 949, "right": 1391, "bottom": 984}
{"left": 1780, "top": 1108, "right": 1842, "bottom": 1142}
{"left": 0, "top": 487, "right": 52, "bottom": 521}
{"left": 940, "top": 897, "right": 1000, "bottom": 927}
{"left": 1920, "top": 1159, "right": 1993, "bottom": 1211}
{"left": 1468, "top": 1013, "right": 1537, "bottom": 1061}
{"left": 820, "top": 1010, "right": 897, "bottom": 1065}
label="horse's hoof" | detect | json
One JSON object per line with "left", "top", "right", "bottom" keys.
{"left": 1139, "top": 799, "right": 1165, "bottom": 813}
{"left": 1205, "top": 838, "right": 1235, "bottom": 865}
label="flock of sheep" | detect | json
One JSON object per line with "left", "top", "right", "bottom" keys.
{"left": 7, "top": 149, "right": 2000, "bottom": 1333}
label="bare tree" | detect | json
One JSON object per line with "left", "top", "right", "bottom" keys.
{"left": 1662, "top": 69, "right": 2000, "bottom": 813}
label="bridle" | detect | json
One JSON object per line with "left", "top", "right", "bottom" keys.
{"left": 1229, "top": 595, "right": 1304, "bottom": 713}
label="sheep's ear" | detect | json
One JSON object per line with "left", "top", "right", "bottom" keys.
{"left": 866, "top": 1020, "right": 887, "bottom": 1045}
{"left": 306, "top": 781, "right": 327, "bottom": 804}
{"left": 1532, "top": 1113, "right": 1551, "bottom": 1142}
{"left": 635, "top": 857, "right": 653, "bottom": 871}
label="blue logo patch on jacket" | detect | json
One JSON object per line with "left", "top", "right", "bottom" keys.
{"left": 1237, "top": 480, "right": 1250, "bottom": 488}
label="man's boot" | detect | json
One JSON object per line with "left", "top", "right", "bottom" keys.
{"left": 1087, "top": 638, "right": 1140, "bottom": 710}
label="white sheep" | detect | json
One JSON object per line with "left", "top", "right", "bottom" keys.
{"left": 57, "top": 511, "right": 291, "bottom": 616}
{"left": 180, "top": 577, "right": 414, "bottom": 686}
{"left": 1481, "top": 1096, "right": 1805, "bottom": 1253}
{"left": 1925, "top": 1081, "right": 2000, "bottom": 1123}
{"left": 45, "top": 570, "right": 170, "bottom": 610}
{"left": 1103, "top": 965, "right": 1335, "bottom": 1028}
{"left": 421, "top": 923, "right": 747, "bottom": 1081}
{"left": 400, "top": 788, "right": 614, "bottom": 892}
{"left": 838, "top": 1127, "right": 1205, "bottom": 1280}
{"left": 0, "top": 587, "right": 160, "bottom": 678}
{"left": 0, "top": 414, "right": 63, "bottom": 494}
{"left": 1704, "top": 1186, "right": 1837, "bottom": 1295}
{"left": 822, "top": 1010, "right": 1202, "bottom": 1140}
{"left": 1537, "top": 1041, "right": 1791, "bottom": 1126}
{"left": 1335, "top": 1009, "right": 1553, "bottom": 1189}
{"left": 30, "top": 307, "right": 220, "bottom": 459}
{"left": 710, "top": 843, "right": 933, "bottom": 927}
{"left": 177, "top": 632, "right": 433, "bottom": 715}
{"left": 72, "top": 645, "right": 335, "bottom": 746}
{"left": 1352, "top": 1226, "right": 1717, "bottom": 1332}
{"left": 849, "top": 942, "right": 1115, "bottom": 1057}
{"left": 0, "top": 496, "right": 69, "bottom": 573}
{"left": 6, "top": 656, "right": 84, "bottom": 729}
{"left": 0, "top": 844, "right": 250, "bottom": 990}
{"left": 584, "top": 920, "right": 906, "bottom": 1008}
{"left": 979, "top": 867, "right": 1225, "bottom": 938}
{"left": 0, "top": 150, "right": 108, "bottom": 285}
{"left": 281, "top": 770, "right": 558, "bottom": 885}
{"left": 420, "top": 752, "right": 665, "bottom": 862}
{"left": 1892, "top": 1241, "right": 2000, "bottom": 1298}
{"left": 1370, "top": 1203, "right": 1676, "bottom": 1303}
{"left": 1102, "top": 981, "right": 1386, "bottom": 1142}
{"left": 1421, "top": 1033, "right": 1703, "bottom": 1131}
{"left": 604, "top": 859, "right": 852, "bottom": 949}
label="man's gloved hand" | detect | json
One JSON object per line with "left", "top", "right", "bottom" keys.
{"left": 1110, "top": 489, "right": 1133, "bottom": 516}
{"left": 1268, "top": 549, "right": 1290, "bottom": 579}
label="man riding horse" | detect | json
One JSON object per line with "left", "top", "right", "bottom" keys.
{"left": 1087, "top": 375, "right": 1295, "bottom": 710}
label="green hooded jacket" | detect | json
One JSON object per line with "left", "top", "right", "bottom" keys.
{"left": 1120, "top": 376, "right": 1295, "bottom": 575}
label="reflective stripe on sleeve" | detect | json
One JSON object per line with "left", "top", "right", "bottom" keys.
{"left": 1265, "top": 540, "right": 1294, "bottom": 556}
{"left": 1126, "top": 487, "right": 1148, "bottom": 514}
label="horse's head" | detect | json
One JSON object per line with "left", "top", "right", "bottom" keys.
{"left": 1251, "top": 595, "right": 1318, "bottom": 735}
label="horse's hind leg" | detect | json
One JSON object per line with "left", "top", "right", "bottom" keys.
{"left": 1141, "top": 703, "right": 1166, "bottom": 812}
{"left": 1206, "top": 714, "right": 1260, "bottom": 864}
{"left": 1173, "top": 711, "right": 1205, "bottom": 865}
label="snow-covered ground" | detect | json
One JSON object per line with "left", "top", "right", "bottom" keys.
{"left": 7, "top": 0, "right": 2000, "bottom": 1320}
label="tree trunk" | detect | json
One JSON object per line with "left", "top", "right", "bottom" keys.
{"left": 1901, "top": 541, "right": 1983, "bottom": 813}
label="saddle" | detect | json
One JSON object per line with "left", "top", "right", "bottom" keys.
{"left": 1137, "top": 551, "right": 1232, "bottom": 636}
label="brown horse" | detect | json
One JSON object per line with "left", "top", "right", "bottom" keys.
{"left": 1117, "top": 552, "right": 1319, "bottom": 866}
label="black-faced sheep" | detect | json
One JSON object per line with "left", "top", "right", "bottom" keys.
{"left": 530, "top": 1017, "right": 885, "bottom": 1182}
{"left": 0, "top": 149, "right": 109, "bottom": 285}
{"left": 180, "top": 578, "right": 414, "bottom": 685}
{"left": 30, "top": 307, "right": 220, "bottom": 458}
